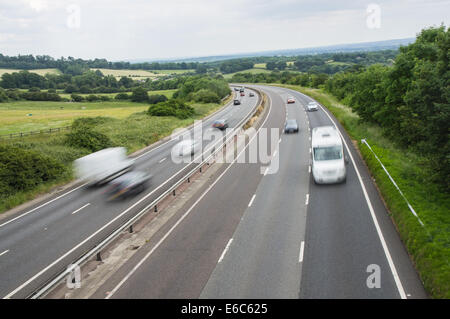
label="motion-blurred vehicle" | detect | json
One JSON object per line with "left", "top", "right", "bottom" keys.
{"left": 74, "top": 147, "right": 134, "bottom": 186}
{"left": 234, "top": 87, "right": 239, "bottom": 91}
{"left": 233, "top": 99, "right": 241, "bottom": 105}
{"left": 239, "top": 87, "right": 244, "bottom": 93}
{"left": 240, "top": 92, "right": 245, "bottom": 96}
{"left": 287, "top": 96, "right": 295, "bottom": 104}
{"left": 284, "top": 119, "right": 299, "bottom": 133}
{"left": 173, "top": 139, "right": 201, "bottom": 157}
{"left": 311, "top": 126, "right": 348, "bottom": 184}
{"left": 307, "top": 101, "right": 319, "bottom": 111}
{"left": 212, "top": 119, "right": 229, "bottom": 130}
{"left": 249, "top": 92, "right": 255, "bottom": 97}
{"left": 105, "top": 171, "right": 151, "bottom": 200}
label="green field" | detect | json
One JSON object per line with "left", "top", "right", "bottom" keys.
{"left": 253, "top": 63, "right": 267, "bottom": 69}
{"left": 90, "top": 68, "right": 194, "bottom": 79}
{"left": 0, "top": 68, "right": 61, "bottom": 77}
{"left": 0, "top": 89, "right": 177, "bottom": 135}
{"left": 223, "top": 68, "right": 273, "bottom": 80}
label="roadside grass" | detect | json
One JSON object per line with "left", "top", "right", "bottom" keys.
{"left": 151, "top": 69, "right": 195, "bottom": 75}
{"left": 274, "top": 84, "right": 450, "bottom": 299}
{"left": 0, "top": 98, "right": 229, "bottom": 214}
{"left": 0, "top": 68, "right": 61, "bottom": 77}
{"left": 57, "top": 89, "right": 176, "bottom": 99}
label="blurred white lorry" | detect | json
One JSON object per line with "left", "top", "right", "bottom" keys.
{"left": 74, "top": 147, "right": 135, "bottom": 186}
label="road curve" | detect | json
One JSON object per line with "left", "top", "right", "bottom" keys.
{"left": 91, "top": 84, "right": 426, "bottom": 299}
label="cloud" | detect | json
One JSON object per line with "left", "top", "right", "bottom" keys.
{"left": 0, "top": 0, "right": 448, "bottom": 60}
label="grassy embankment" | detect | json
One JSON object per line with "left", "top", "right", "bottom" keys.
{"left": 0, "top": 93, "right": 233, "bottom": 214}
{"left": 274, "top": 84, "right": 449, "bottom": 299}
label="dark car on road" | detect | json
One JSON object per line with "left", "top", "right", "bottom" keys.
{"left": 233, "top": 99, "right": 241, "bottom": 105}
{"left": 212, "top": 119, "right": 229, "bottom": 130}
{"left": 105, "top": 171, "right": 151, "bottom": 200}
{"left": 284, "top": 119, "right": 299, "bottom": 133}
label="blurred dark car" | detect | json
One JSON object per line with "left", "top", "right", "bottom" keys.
{"left": 233, "top": 99, "right": 241, "bottom": 105}
{"left": 212, "top": 119, "right": 229, "bottom": 130}
{"left": 105, "top": 171, "right": 151, "bottom": 200}
{"left": 249, "top": 92, "right": 255, "bottom": 97}
{"left": 284, "top": 119, "right": 299, "bottom": 133}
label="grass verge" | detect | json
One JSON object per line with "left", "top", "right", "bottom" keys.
{"left": 275, "top": 84, "right": 449, "bottom": 299}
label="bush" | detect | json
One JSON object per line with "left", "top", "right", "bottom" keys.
{"left": 131, "top": 87, "right": 149, "bottom": 102}
{"left": 191, "top": 89, "right": 220, "bottom": 103}
{"left": 71, "top": 93, "right": 84, "bottom": 102}
{"left": 115, "top": 93, "right": 130, "bottom": 100}
{"left": 0, "top": 145, "right": 66, "bottom": 196}
{"left": 65, "top": 126, "right": 113, "bottom": 152}
{"left": 0, "top": 88, "right": 8, "bottom": 102}
{"left": 148, "top": 99, "right": 194, "bottom": 119}
{"left": 148, "top": 94, "right": 168, "bottom": 104}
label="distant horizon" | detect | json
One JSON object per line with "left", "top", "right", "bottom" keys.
{"left": 0, "top": 36, "right": 415, "bottom": 64}
{"left": 121, "top": 36, "right": 416, "bottom": 63}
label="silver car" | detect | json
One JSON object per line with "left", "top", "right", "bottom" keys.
{"left": 307, "top": 102, "right": 319, "bottom": 111}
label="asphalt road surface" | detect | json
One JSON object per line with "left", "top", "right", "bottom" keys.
{"left": 0, "top": 88, "right": 259, "bottom": 298}
{"left": 93, "top": 85, "right": 426, "bottom": 299}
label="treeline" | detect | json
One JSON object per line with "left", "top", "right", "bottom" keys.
{"left": 0, "top": 69, "right": 191, "bottom": 96}
{"left": 325, "top": 26, "right": 449, "bottom": 189}
{"left": 219, "top": 59, "right": 254, "bottom": 74}
{"left": 230, "top": 71, "right": 330, "bottom": 88}
{"left": 0, "top": 54, "right": 199, "bottom": 74}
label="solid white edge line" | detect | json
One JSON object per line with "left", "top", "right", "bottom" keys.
{"left": 0, "top": 183, "right": 87, "bottom": 229}
{"left": 298, "top": 241, "right": 305, "bottom": 263}
{"left": 218, "top": 239, "right": 233, "bottom": 263}
{"left": 0, "top": 250, "right": 9, "bottom": 257}
{"left": 248, "top": 194, "right": 256, "bottom": 207}
{"left": 105, "top": 91, "right": 273, "bottom": 299}
{"left": 3, "top": 90, "right": 262, "bottom": 299}
{"left": 312, "top": 97, "right": 407, "bottom": 299}
{"left": 71, "top": 203, "right": 91, "bottom": 215}
{"left": 305, "top": 194, "right": 309, "bottom": 206}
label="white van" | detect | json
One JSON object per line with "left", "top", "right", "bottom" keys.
{"left": 311, "top": 126, "right": 347, "bottom": 184}
{"left": 74, "top": 147, "right": 135, "bottom": 186}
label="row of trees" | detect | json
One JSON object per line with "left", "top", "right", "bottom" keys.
{"left": 325, "top": 26, "right": 449, "bottom": 189}
{"left": 230, "top": 71, "right": 330, "bottom": 88}
{"left": 0, "top": 54, "right": 200, "bottom": 74}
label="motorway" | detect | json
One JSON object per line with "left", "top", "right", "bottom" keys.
{"left": 0, "top": 88, "right": 260, "bottom": 298}
{"left": 87, "top": 85, "right": 427, "bottom": 299}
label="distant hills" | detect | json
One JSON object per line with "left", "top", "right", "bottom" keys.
{"left": 126, "top": 38, "right": 415, "bottom": 63}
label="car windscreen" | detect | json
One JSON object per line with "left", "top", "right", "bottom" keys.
{"left": 313, "top": 146, "right": 342, "bottom": 161}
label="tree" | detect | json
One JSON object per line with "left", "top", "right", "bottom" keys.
{"left": 131, "top": 87, "right": 148, "bottom": 102}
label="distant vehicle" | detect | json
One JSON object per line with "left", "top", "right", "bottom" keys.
{"left": 239, "top": 87, "right": 245, "bottom": 93}
{"left": 74, "top": 147, "right": 134, "bottom": 186}
{"left": 240, "top": 92, "right": 245, "bottom": 96}
{"left": 249, "top": 92, "right": 255, "bottom": 97}
{"left": 105, "top": 171, "right": 151, "bottom": 200}
{"left": 307, "top": 101, "right": 319, "bottom": 111}
{"left": 287, "top": 96, "right": 295, "bottom": 104}
{"left": 173, "top": 139, "right": 201, "bottom": 157}
{"left": 284, "top": 119, "right": 299, "bottom": 133}
{"left": 311, "top": 126, "right": 348, "bottom": 184}
{"left": 212, "top": 119, "right": 229, "bottom": 130}
{"left": 234, "top": 87, "right": 239, "bottom": 91}
{"left": 233, "top": 99, "right": 241, "bottom": 105}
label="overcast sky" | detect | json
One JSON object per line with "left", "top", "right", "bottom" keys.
{"left": 0, "top": 0, "right": 449, "bottom": 61}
